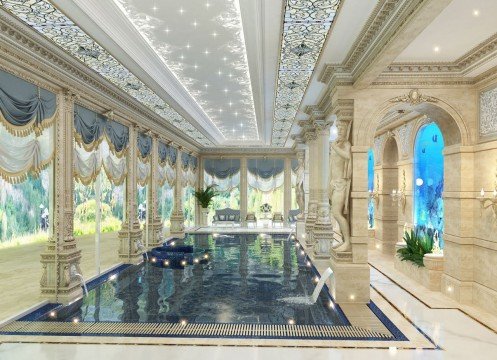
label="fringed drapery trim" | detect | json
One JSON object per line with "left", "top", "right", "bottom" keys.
{"left": 74, "top": 131, "right": 128, "bottom": 159}
{"left": 0, "top": 152, "right": 53, "bottom": 184}
{"left": 0, "top": 110, "right": 56, "bottom": 138}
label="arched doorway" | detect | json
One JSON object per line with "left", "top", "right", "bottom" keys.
{"left": 413, "top": 122, "right": 445, "bottom": 246}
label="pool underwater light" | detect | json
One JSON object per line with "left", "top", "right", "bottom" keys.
{"left": 287, "top": 319, "right": 295, "bottom": 325}
{"left": 181, "top": 259, "right": 187, "bottom": 266}
{"left": 72, "top": 318, "right": 79, "bottom": 323}
{"left": 108, "top": 274, "right": 117, "bottom": 281}
{"left": 151, "top": 257, "right": 157, "bottom": 263}
{"left": 49, "top": 311, "right": 56, "bottom": 318}
{"left": 180, "top": 319, "right": 188, "bottom": 326}
{"left": 194, "top": 258, "right": 199, "bottom": 264}
{"left": 163, "top": 260, "right": 170, "bottom": 266}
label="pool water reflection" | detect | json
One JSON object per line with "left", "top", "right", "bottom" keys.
{"left": 49, "top": 233, "right": 347, "bottom": 326}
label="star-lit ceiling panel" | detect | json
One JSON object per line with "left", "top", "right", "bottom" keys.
{"left": 272, "top": 0, "right": 341, "bottom": 147}
{"left": 114, "top": 0, "right": 259, "bottom": 142}
{"left": 0, "top": 0, "right": 214, "bottom": 147}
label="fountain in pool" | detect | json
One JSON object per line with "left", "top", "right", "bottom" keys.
{"left": 70, "top": 264, "right": 88, "bottom": 297}
{"left": 278, "top": 267, "right": 334, "bottom": 305}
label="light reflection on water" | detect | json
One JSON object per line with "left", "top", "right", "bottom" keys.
{"left": 54, "top": 233, "right": 345, "bottom": 326}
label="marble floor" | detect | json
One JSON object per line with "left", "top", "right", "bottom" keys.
{"left": 0, "top": 232, "right": 121, "bottom": 322}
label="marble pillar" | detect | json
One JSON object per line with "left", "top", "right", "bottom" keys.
{"left": 240, "top": 158, "right": 248, "bottom": 226}
{"left": 147, "top": 135, "right": 163, "bottom": 248}
{"left": 170, "top": 148, "right": 185, "bottom": 238}
{"left": 313, "top": 124, "right": 334, "bottom": 259}
{"left": 118, "top": 124, "right": 143, "bottom": 263}
{"left": 40, "top": 90, "right": 82, "bottom": 304}
{"left": 304, "top": 131, "right": 318, "bottom": 249}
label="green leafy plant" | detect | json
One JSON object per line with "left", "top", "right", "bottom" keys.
{"left": 396, "top": 228, "right": 433, "bottom": 267}
{"left": 194, "top": 185, "right": 218, "bottom": 208}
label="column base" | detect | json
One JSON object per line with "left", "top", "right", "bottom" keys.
{"left": 147, "top": 217, "right": 164, "bottom": 248}
{"left": 296, "top": 219, "right": 305, "bottom": 242}
{"left": 170, "top": 211, "right": 185, "bottom": 238}
{"left": 312, "top": 222, "right": 334, "bottom": 259}
{"left": 118, "top": 219, "right": 143, "bottom": 264}
{"left": 40, "top": 238, "right": 83, "bottom": 304}
{"left": 329, "top": 253, "right": 370, "bottom": 304}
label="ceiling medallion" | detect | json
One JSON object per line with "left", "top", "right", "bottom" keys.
{"left": 271, "top": 0, "right": 341, "bottom": 147}
{"left": 0, "top": 0, "right": 214, "bottom": 147}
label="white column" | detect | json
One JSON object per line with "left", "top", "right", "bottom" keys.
{"left": 284, "top": 157, "right": 292, "bottom": 224}
{"left": 147, "top": 135, "right": 163, "bottom": 247}
{"left": 117, "top": 124, "right": 142, "bottom": 263}
{"left": 240, "top": 158, "right": 248, "bottom": 226}
{"left": 40, "top": 89, "right": 82, "bottom": 304}
{"left": 170, "top": 148, "right": 185, "bottom": 237}
{"left": 312, "top": 124, "right": 334, "bottom": 259}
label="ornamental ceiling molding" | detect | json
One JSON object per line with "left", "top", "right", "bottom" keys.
{"left": 319, "top": 0, "right": 426, "bottom": 85}
{"left": 386, "top": 33, "right": 497, "bottom": 77}
{"left": 201, "top": 147, "right": 296, "bottom": 156}
{"left": 0, "top": 0, "right": 213, "bottom": 147}
{"left": 0, "top": 10, "right": 200, "bottom": 153}
{"left": 270, "top": 0, "right": 341, "bottom": 147}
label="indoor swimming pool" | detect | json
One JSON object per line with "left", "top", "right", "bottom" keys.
{"left": 0, "top": 233, "right": 403, "bottom": 342}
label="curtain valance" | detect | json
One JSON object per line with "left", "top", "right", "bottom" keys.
{"left": 137, "top": 132, "right": 152, "bottom": 160}
{"left": 0, "top": 122, "right": 54, "bottom": 183}
{"left": 181, "top": 152, "right": 197, "bottom": 170}
{"left": 158, "top": 141, "right": 177, "bottom": 166}
{"left": 137, "top": 157, "right": 151, "bottom": 186}
{"left": 291, "top": 158, "right": 299, "bottom": 172}
{"left": 204, "top": 159, "right": 240, "bottom": 179}
{"left": 247, "top": 158, "right": 284, "bottom": 192}
{"left": 0, "top": 70, "right": 57, "bottom": 137}
{"left": 247, "top": 158, "right": 284, "bottom": 179}
{"left": 74, "top": 104, "right": 129, "bottom": 156}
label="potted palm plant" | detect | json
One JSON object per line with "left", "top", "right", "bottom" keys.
{"left": 194, "top": 185, "right": 218, "bottom": 226}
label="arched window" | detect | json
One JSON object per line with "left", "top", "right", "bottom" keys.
{"left": 413, "top": 123, "right": 444, "bottom": 246}
{"left": 368, "top": 148, "right": 374, "bottom": 229}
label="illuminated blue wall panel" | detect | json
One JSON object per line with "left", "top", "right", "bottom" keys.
{"left": 413, "top": 123, "right": 444, "bottom": 246}
{"left": 368, "top": 148, "right": 374, "bottom": 229}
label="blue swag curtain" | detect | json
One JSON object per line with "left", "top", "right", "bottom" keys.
{"left": 137, "top": 132, "right": 152, "bottom": 160}
{"left": 0, "top": 69, "right": 57, "bottom": 137}
{"left": 204, "top": 159, "right": 241, "bottom": 192}
{"left": 247, "top": 158, "right": 285, "bottom": 192}
{"left": 74, "top": 104, "right": 129, "bottom": 156}
{"left": 158, "top": 142, "right": 177, "bottom": 186}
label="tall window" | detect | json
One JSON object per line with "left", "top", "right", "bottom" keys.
{"left": 247, "top": 158, "right": 285, "bottom": 218}
{"left": 204, "top": 159, "right": 240, "bottom": 224}
{"left": 414, "top": 123, "right": 444, "bottom": 245}
{"left": 0, "top": 70, "right": 55, "bottom": 247}
{"left": 368, "top": 148, "right": 375, "bottom": 229}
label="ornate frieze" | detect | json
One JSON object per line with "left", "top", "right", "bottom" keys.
{"left": 480, "top": 86, "right": 497, "bottom": 137}
{"left": 390, "top": 89, "right": 437, "bottom": 106}
{"left": 271, "top": 0, "right": 341, "bottom": 146}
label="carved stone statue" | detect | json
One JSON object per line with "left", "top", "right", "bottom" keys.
{"left": 295, "top": 152, "right": 305, "bottom": 219}
{"left": 329, "top": 120, "right": 352, "bottom": 252}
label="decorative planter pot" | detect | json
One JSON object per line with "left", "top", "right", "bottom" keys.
{"left": 201, "top": 208, "right": 209, "bottom": 227}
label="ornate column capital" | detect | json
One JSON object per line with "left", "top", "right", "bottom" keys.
{"left": 332, "top": 99, "right": 354, "bottom": 124}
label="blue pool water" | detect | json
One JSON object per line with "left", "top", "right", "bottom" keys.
{"left": 42, "top": 233, "right": 347, "bottom": 326}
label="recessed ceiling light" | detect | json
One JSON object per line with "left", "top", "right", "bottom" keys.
{"left": 204, "top": 49, "right": 210, "bottom": 55}
{"left": 194, "top": 64, "right": 199, "bottom": 70}
{"left": 180, "top": 54, "right": 185, "bottom": 60}
{"left": 179, "top": 8, "right": 185, "bottom": 15}
{"left": 193, "top": 20, "right": 198, "bottom": 27}
{"left": 224, "top": 88, "right": 228, "bottom": 93}
{"left": 164, "top": 28, "right": 170, "bottom": 34}
{"left": 152, "top": 6, "right": 158, "bottom": 12}
{"left": 212, "top": 32, "right": 218, "bottom": 37}
{"left": 229, "top": 101, "right": 233, "bottom": 107}
{"left": 186, "top": 43, "right": 191, "bottom": 49}
{"left": 473, "top": 9, "right": 480, "bottom": 17}
{"left": 206, "top": 2, "right": 211, "bottom": 8}
{"left": 433, "top": 45, "right": 440, "bottom": 53}
{"left": 204, "top": 83, "right": 209, "bottom": 88}
{"left": 223, "top": 57, "right": 227, "bottom": 61}
{"left": 217, "top": 70, "right": 222, "bottom": 76}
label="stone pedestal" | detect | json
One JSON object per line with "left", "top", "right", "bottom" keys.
{"left": 296, "top": 219, "right": 305, "bottom": 242}
{"left": 147, "top": 217, "right": 163, "bottom": 248}
{"left": 118, "top": 219, "right": 144, "bottom": 263}
{"left": 170, "top": 210, "right": 185, "bottom": 238}
{"left": 40, "top": 239, "right": 83, "bottom": 304}
{"left": 329, "top": 250, "right": 370, "bottom": 304}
